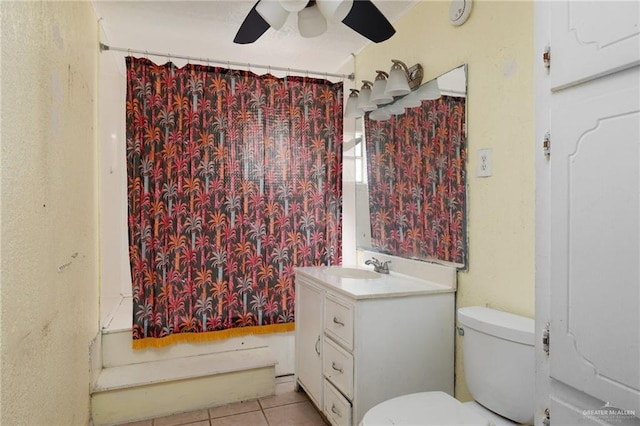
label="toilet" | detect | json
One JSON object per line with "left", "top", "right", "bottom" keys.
{"left": 361, "top": 306, "right": 535, "bottom": 426}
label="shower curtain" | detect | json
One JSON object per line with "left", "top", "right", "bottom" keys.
{"left": 126, "top": 57, "right": 343, "bottom": 348}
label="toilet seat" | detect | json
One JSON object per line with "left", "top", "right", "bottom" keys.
{"left": 360, "top": 391, "right": 490, "bottom": 426}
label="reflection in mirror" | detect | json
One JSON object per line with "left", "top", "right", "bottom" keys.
{"left": 355, "top": 65, "right": 467, "bottom": 267}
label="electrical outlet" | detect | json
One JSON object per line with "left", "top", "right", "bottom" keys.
{"left": 477, "top": 148, "right": 492, "bottom": 177}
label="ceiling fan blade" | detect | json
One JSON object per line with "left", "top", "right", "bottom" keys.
{"left": 341, "top": 0, "right": 395, "bottom": 43}
{"left": 234, "top": 1, "right": 271, "bottom": 44}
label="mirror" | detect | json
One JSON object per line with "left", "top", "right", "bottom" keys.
{"left": 355, "top": 65, "right": 468, "bottom": 268}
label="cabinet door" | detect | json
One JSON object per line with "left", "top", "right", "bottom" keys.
{"left": 295, "top": 278, "right": 324, "bottom": 408}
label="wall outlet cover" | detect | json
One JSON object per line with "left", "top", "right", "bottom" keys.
{"left": 477, "top": 148, "right": 492, "bottom": 177}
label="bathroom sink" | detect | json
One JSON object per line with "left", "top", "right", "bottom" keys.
{"left": 323, "top": 267, "right": 381, "bottom": 279}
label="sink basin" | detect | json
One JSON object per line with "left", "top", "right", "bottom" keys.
{"left": 323, "top": 267, "right": 381, "bottom": 279}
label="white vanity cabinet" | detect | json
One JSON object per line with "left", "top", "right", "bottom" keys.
{"left": 295, "top": 277, "right": 324, "bottom": 409}
{"left": 295, "top": 267, "right": 455, "bottom": 426}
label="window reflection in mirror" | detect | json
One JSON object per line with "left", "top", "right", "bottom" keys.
{"left": 354, "top": 116, "right": 372, "bottom": 246}
{"left": 356, "top": 65, "right": 467, "bottom": 268}
{"left": 354, "top": 117, "right": 367, "bottom": 185}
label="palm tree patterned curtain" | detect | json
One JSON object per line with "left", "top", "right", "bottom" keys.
{"left": 126, "top": 57, "right": 343, "bottom": 348}
{"left": 365, "top": 96, "right": 466, "bottom": 265}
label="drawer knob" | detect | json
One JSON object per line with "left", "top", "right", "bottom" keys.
{"left": 333, "top": 317, "right": 345, "bottom": 326}
{"left": 332, "top": 362, "right": 343, "bottom": 373}
{"left": 331, "top": 404, "right": 342, "bottom": 417}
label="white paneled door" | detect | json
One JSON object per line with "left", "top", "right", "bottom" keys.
{"left": 549, "top": 1, "right": 640, "bottom": 90}
{"left": 537, "top": 1, "right": 640, "bottom": 425}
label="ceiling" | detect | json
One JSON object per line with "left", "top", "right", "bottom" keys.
{"left": 92, "top": 0, "right": 419, "bottom": 78}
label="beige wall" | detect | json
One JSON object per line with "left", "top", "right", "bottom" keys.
{"left": 354, "top": 0, "right": 534, "bottom": 400}
{"left": 1, "top": 1, "right": 99, "bottom": 423}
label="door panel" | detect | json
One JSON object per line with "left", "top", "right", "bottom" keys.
{"left": 550, "top": 1, "right": 640, "bottom": 91}
{"left": 550, "top": 76, "right": 640, "bottom": 413}
{"left": 550, "top": 397, "right": 608, "bottom": 426}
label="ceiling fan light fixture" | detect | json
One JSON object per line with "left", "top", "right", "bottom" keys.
{"left": 256, "top": 0, "right": 290, "bottom": 30}
{"left": 235, "top": 0, "right": 396, "bottom": 44}
{"left": 317, "top": 0, "right": 354, "bottom": 22}
{"left": 370, "top": 70, "right": 394, "bottom": 105}
{"left": 385, "top": 59, "right": 411, "bottom": 97}
{"left": 298, "top": 4, "right": 327, "bottom": 38}
{"left": 280, "top": 0, "right": 308, "bottom": 12}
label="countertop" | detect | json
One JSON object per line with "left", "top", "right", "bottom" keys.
{"left": 295, "top": 266, "right": 454, "bottom": 300}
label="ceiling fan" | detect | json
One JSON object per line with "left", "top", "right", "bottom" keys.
{"left": 234, "top": 0, "right": 396, "bottom": 44}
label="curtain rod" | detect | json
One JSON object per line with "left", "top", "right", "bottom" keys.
{"left": 99, "top": 43, "right": 355, "bottom": 81}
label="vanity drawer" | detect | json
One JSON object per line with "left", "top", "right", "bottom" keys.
{"left": 324, "top": 379, "right": 352, "bottom": 426}
{"left": 323, "top": 337, "right": 354, "bottom": 399}
{"left": 324, "top": 294, "right": 354, "bottom": 350}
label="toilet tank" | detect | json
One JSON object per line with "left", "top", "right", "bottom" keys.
{"left": 458, "top": 307, "right": 535, "bottom": 425}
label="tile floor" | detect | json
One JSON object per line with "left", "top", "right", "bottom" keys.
{"left": 118, "top": 375, "right": 329, "bottom": 426}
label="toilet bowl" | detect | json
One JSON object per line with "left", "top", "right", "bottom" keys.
{"left": 360, "top": 306, "right": 535, "bottom": 426}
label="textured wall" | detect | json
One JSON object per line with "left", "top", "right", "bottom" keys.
{"left": 1, "top": 1, "right": 99, "bottom": 423}
{"left": 354, "top": 0, "right": 534, "bottom": 400}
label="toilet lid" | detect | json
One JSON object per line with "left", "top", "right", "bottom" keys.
{"left": 361, "top": 392, "right": 490, "bottom": 426}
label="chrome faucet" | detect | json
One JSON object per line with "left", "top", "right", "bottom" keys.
{"left": 364, "top": 257, "right": 391, "bottom": 274}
